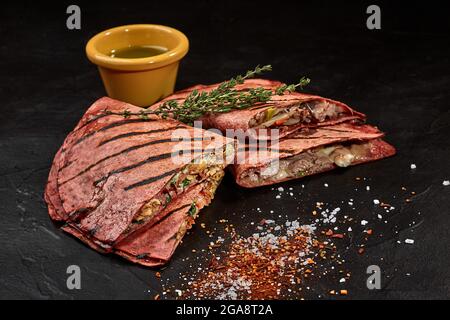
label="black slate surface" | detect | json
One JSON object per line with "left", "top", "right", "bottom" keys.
{"left": 1, "top": 1, "right": 449, "bottom": 300}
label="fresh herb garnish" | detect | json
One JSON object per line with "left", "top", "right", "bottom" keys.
{"left": 105, "top": 65, "right": 310, "bottom": 125}
{"left": 188, "top": 202, "right": 197, "bottom": 217}
{"left": 181, "top": 178, "right": 191, "bottom": 189}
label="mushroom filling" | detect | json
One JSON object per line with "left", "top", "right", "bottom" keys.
{"left": 130, "top": 142, "right": 233, "bottom": 227}
{"left": 250, "top": 101, "right": 345, "bottom": 128}
{"left": 133, "top": 161, "right": 225, "bottom": 224}
{"left": 241, "top": 141, "right": 374, "bottom": 184}
{"left": 175, "top": 174, "right": 224, "bottom": 241}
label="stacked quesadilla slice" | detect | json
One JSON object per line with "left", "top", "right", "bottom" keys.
{"left": 157, "top": 79, "right": 396, "bottom": 188}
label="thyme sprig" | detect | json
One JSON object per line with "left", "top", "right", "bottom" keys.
{"left": 106, "top": 65, "right": 310, "bottom": 125}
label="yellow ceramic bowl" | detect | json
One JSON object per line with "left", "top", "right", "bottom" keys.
{"left": 86, "top": 24, "right": 189, "bottom": 107}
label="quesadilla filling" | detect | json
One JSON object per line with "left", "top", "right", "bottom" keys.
{"left": 132, "top": 151, "right": 229, "bottom": 227}
{"left": 175, "top": 174, "right": 224, "bottom": 241}
{"left": 241, "top": 141, "right": 374, "bottom": 184}
{"left": 251, "top": 101, "right": 346, "bottom": 128}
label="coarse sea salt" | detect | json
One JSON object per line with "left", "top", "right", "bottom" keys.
{"left": 410, "top": 164, "right": 416, "bottom": 169}
{"left": 373, "top": 199, "right": 380, "bottom": 205}
{"left": 405, "top": 239, "right": 415, "bottom": 244}
{"left": 361, "top": 220, "right": 368, "bottom": 226}
{"left": 443, "top": 180, "right": 450, "bottom": 186}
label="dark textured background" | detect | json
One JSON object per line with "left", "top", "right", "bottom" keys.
{"left": 0, "top": 1, "right": 449, "bottom": 300}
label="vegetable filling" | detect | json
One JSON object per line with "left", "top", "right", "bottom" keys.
{"left": 132, "top": 150, "right": 228, "bottom": 226}
{"left": 250, "top": 101, "right": 345, "bottom": 128}
{"left": 241, "top": 141, "right": 374, "bottom": 184}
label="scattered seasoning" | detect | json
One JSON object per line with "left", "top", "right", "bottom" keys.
{"left": 155, "top": 272, "right": 161, "bottom": 278}
{"left": 410, "top": 164, "right": 416, "bottom": 170}
{"left": 177, "top": 222, "right": 323, "bottom": 299}
{"left": 158, "top": 176, "right": 425, "bottom": 300}
{"left": 443, "top": 180, "right": 450, "bottom": 186}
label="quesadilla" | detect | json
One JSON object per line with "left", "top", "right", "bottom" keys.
{"left": 231, "top": 123, "right": 396, "bottom": 188}
{"left": 45, "top": 97, "right": 234, "bottom": 265}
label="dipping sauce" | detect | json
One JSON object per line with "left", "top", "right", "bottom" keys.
{"left": 109, "top": 45, "right": 168, "bottom": 59}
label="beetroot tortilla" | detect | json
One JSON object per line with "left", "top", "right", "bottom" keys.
{"left": 45, "top": 97, "right": 234, "bottom": 266}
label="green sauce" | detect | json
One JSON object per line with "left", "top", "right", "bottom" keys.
{"left": 109, "top": 45, "right": 168, "bottom": 59}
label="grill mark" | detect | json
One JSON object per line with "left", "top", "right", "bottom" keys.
{"left": 98, "top": 125, "right": 182, "bottom": 147}
{"left": 59, "top": 159, "right": 73, "bottom": 171}
{"left": 149, "top": 203, "right": 192, "bottom": 229}
{"left": 236, "top": 147, "right": 294, "bottom": 154}
{"left": 124, "top": 169, "right": 179, "bottom": 191}
{"left": 74, "top": 119, "right": 155, "bottom": 146}
{"left": 60, "top": 137, "right": 212, "bottom": 186}
{"left": 68, "top": 207, "right": 92, "bottom": 222}
{"left": 94, "top": 148, "right": 207, "bottom": 185}
{"left": 123, "top": 146, "right": 224, "bottom": 191}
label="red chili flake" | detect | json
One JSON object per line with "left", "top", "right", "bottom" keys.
{"left": 176, "top": 223, "right": 331, "bottom": 300}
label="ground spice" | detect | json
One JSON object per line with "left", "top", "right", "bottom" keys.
{"left": 180, "top": 222, "right": 325, "bottom": 300}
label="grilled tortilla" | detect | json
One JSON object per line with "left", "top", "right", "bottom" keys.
{"left": 45, "top": 97, "right": 234, "bottom": 265}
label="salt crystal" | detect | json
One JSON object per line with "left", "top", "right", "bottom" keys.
{"left": 275, "top": 195, "right": 281, "bottom": 199}
{"left": 410, "top": 164, "right": 416, "bottom": 169}
{"left": 347, "top": 227, "right": 352, "bottom": 232}
{"left": 373, "top": 199, "right": 380, "bottom": 205}
{"left": 405, "top": 239, "right": 415, "bottom": 244}
{"left": 324, "top": 183, "right": 329, "bottom": 187}
{"left": 339, "top": 278, "right": 346, "bottom": 283}
{"left": 348, "top": 202, "right": 353, "bottom": 206}
{"left": 361, "top": 220, "right": 368, "bottom": 226}
{"left": 443, "top": 180, "right": 450, "bottom": 186}
{"left": 366, "top": 186, "right": 370, "bottom": 191}
{"left": 377, "top": 214, "right": 383, "bottom": 219}
{"left": 278, "top": 187, "right": 284, "bottom": 192}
